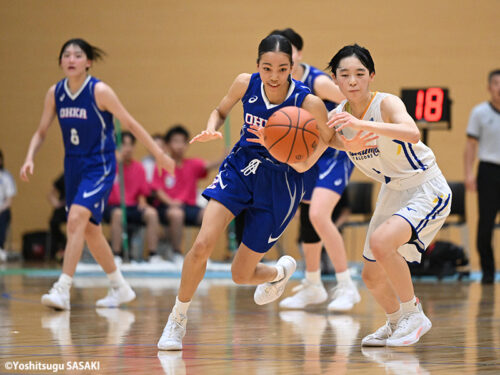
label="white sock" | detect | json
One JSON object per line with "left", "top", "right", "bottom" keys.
{"left": 401, "top": 296, "right": 419, "bottom": 314}
{"left": 271, "top": 265, "right": 285, "bottom": 282}
{"left": 57, "top": 273, "right": 73, "bottom": 290}
{"left": 386, "top": 307, "right": 402, "bottom": 328}
{"left": 305, "top": 270, "right": 321, "bottom": 284}
{"left": 173, "top": 296, "right": 191, "bottom": 317}
{"left": 336, "top": 269, "right": 353, "bottom": 285}
{"left": 107, "top": 269, "right": 127, "bottom": 288}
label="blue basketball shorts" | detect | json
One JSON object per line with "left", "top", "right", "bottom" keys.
{"left": 203, "top": 146, "right": 304, "bottom": 253}
{"left": 302, "top": 148, "right": 354, "bottom": 201}
{"left": 64, "top": 152, "right": 116, "bottom": 225}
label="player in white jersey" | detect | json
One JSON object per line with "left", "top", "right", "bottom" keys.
{"left": 327, "top": 44, "right": 451, "bottom": 347}
{"left": 20, "top": 39, "right": 174, "bottom": 310}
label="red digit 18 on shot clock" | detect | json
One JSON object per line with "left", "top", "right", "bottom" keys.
{"left": 401, "top": 88, "right": 451, "bottom": 129}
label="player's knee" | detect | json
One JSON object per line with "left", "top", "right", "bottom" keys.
{"left": 190, "top": 237, "right": 213, "bottom": 261}
{"left": 308, "top": 205, "right": 325, "bottom": 229}
{"left": 66, "top": 212, "right": 86, "bottom": 235}
{"left": 231, "top": 267, "right": 250, "bottom": 284}
{"left": 369, "top": 235, "right": 390, "bottom": 261}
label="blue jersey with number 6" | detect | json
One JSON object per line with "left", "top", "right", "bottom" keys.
{"left": 55, "top": 76, "right": 115, "bottom": 156}
{"left": 54, "top": 76, "right": 116, "bottom": 224}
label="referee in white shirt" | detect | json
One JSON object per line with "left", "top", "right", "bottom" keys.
{"left": 464, "top": 69, "right": 500, "bottom": 284}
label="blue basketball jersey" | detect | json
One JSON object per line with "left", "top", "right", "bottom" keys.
{"left": 54, "top": 76, "right": 115, "bottom": 156}
{"left": 54, "top": 76, "right": 116, "bottom": 224}
{"left": 300, "top": 63, "right": 337, "bottom": 111}
{"left": 237, "top": 73, "right": 311, "bottom": 161}
{"left": 203, "top": 73, "right": 311, "bottom": 252}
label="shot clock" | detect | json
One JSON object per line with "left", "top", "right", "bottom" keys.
{"left": 401, "top": 88, "right": 451, "bottom": 129}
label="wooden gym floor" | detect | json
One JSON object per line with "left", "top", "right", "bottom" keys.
{"left": 0, "top": 271, "right": 499, "bottom": 374}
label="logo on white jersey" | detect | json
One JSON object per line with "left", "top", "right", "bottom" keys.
{"left": 349, "top": 147, "right": 380, "bottom": 161}
{"left": 240, "top": 159, "right": 261, "bottom": 176}
{"left": 248, "top": 96, "right": 258, "bottom": 103}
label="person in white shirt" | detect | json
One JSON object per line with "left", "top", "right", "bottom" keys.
{"left": 0, "top": 149, "right": 16, "bottom": 261}
{"left": 464, "top": 69, "right": 500, "bottom": 284}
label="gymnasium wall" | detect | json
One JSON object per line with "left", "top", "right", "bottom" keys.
{"left": 1, "top": 0, "right": 499, "bottom": 268}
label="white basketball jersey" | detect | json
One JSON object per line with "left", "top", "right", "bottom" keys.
{"left": 334, "top": 92, "right": 437, "bottom": 185}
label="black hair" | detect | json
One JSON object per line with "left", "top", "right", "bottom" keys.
{"left": 165, "top": 125, "right": 190, "bottom": 143}
{"left": 152, "top": 133, "right": 164, "bottom": 141}
{"left": 327, "top": 44, "right": 375, "bottom": 76}
{"left": 58, "top": 38, "right": 105, "bottom": 67}
{"left": 488, "top": 69, "right": 500, "bottom": 83}
{"left": 257, "top": 34, "right": 293, "bottom": 65}
{"left": 121, "top": 131, "right": 136, "bottom": 145}
{"left": 269, "top": 28, "right": 303, "bottom": 51}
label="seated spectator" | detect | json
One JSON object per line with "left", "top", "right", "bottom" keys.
{"left": 142, "top": 133, "right": 165, "bottom": 184}
{"left": 47, "top": 172, "right": 67, "bottom": 261}
{"left": 104, "top": 132, "right": 161, "bottom": 262}
{"left": 152, "top": 125, "right": 224, "bottom": 262}
{"left": 0, "top": 149, "right": 16, "bottom": 262}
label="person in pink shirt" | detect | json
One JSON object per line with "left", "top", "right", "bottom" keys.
{"left": 153, "top": 125, "right": 223, "bottom": 261}
{"left": 105, "top": 132, "right": 160, "bottom": 261}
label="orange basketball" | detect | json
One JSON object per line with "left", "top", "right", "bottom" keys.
{"left": 264, "top": 106, "right": 320, "bottom": 163}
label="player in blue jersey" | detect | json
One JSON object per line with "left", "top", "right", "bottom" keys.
{"left": 269, "top": 28, "right": 360, "bottom": 312}
{"left": 157, "top": 34, "right": 377, "bottom": 351}
{"left": 20, "top": 38, "right": 175, "bottom": 311}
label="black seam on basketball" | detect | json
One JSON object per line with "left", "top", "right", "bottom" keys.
{"left": 301, "top": 119, "right": 319, "bottom": 137}
{"left": 278, "top": 109, "right": 293, "bottom": 125}
{"left": 265, "top": 124, "right": 299, "bottom": 128}
{"left": 301, "top": 123, "right": 310, "bottom": 158}
{"left": 267, "top": 109, "right": 294, "bottom": 160}
{"left": 268, "top": 126, "right": 292, "bottom": 151}
{"left": 286, "top": 109, "right": 300, "bottom": 163}
{"left": 266, "top": 124, "right": 318, "bottom": 137}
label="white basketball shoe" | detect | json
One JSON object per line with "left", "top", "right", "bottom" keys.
{"left": 254, "top": 256, "right": 296, "bottom": 305}
{"left": 279, "top": 279, "right": 328, "bottom": 309}
{"left": 41, "top": 282, "right": 71, "bottom": 310}
{"left": 386, "top": 302, "right": 432, "bottom": 346}
{"left": 96, "top": 283, "right": 136, "bottom": 308}
{"left": 158, "top": 313, "right": 188, "bottom": 351}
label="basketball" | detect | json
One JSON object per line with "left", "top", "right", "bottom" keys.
{"left": 264, "top": 106, "right": 320, "bottom": 163}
